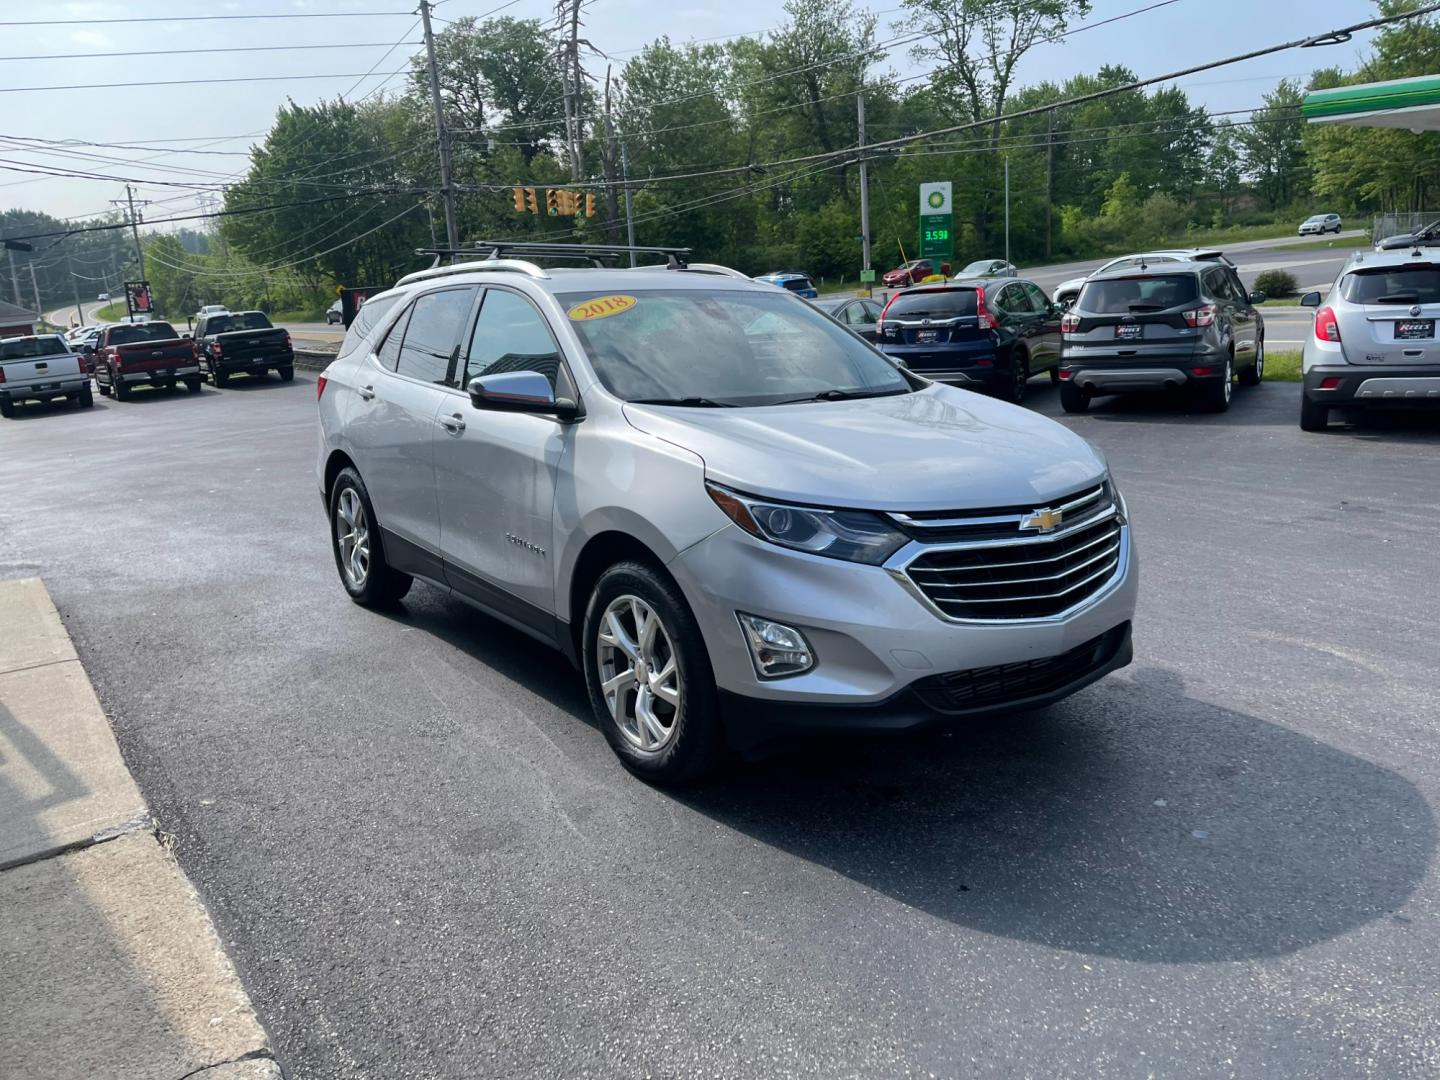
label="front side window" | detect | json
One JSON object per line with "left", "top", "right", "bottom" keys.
{"left": 463, "top": 289, "right": 562, "bottom": 389}
{"left": 559, "top": 288, "right": 910, "bottom": 407}
{"left": 1021, "top": 282, "right": 1050, "bottom": 311}
{"left": 396, "top": 287, "right": 476, "bottom": 384}
{"left": 843, "top": 302, "right": 875, "bottom": 328}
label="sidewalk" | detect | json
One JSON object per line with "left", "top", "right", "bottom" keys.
{"left": 0, "top": 578, "right": 279, "bottom": 1080}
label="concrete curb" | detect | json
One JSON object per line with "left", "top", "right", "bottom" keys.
{"left": 0, "top": 578, "right": 280, "bottom": 1080}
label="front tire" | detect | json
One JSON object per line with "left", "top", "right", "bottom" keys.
{"left": 1059, "top": 380, "right": 1089, "bottom": 413}
{"left": 1299, "top": 395, "right": 1330, "bottom": 432}
{"left": 329, "top": 467, "right": 412, "bottom": 607}
{"left": 583, "top": 561, "right": 722, "bottom": 785}
{"left": 98, "top": 381, "right": 111, "bottom": 397}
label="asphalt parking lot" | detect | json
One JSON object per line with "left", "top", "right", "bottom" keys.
{"left": 2, "top": 375, "right": 1438, "bottom": 1078}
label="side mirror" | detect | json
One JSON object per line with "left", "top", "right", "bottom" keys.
{"left": 467, "top": 371, "right": 579, "bottom": 420}
{"left": 1247, "top": 291, "right": 1267, "bottom": 305}
{"left": 182, "top": 332, "right": 192, "bottom": 340}
{"left": 1300, "top": 291, "right": 1322, "bottom": 308}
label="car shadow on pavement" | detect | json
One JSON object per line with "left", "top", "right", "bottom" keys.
{"left": 1, "top": 399, "right": 109, "bottom": 422}
{"left": 672, "top": 665, "right": 1435, "bottom": 965}
{"left": 1077, "top": 386, "right": 1276, "bottom": 426}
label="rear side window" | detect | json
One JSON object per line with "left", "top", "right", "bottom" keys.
{"left": 1080, "top": 275, "right": 1198, "bottom": 313}
{"left": 1340, "top": 267, "right": 1440, "bottom": 304}
{"left": 885, "top": 289, "right": 977, "bottom": 319}
{"left": 396, "top": 287, "right": 476, "bottom": 385}
{"left": 337, "top": 293, "right": 402, "bottom": 359}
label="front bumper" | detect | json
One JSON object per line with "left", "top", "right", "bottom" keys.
{"left": 1303, "top": 363, "right": 1440, "bottom": 405}
{"left": 667, "top": 521, "right": 1138, "bottom": 732}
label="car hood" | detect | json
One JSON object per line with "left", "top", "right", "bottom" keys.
{"left": 622, "top": 384, "right": 1106, "bottom": 512}
{"left": 1055, "top": 274, "right": 1088, "bottom": 294}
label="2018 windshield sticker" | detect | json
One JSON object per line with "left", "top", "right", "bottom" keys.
{"left": 568, "top": 295, "right": 637, "bottom": 321}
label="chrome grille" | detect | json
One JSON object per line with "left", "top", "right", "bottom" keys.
{"left": 900, "top": 489, "right": 1124, "bottom": 621}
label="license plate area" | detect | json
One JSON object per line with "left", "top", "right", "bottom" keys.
{"left": 915, "top": 330, "right": 938, "bottom": 343}
{"left": 1393, "top": 319, "right": 1434, "bottom": 340}
{"left": 1114, "top": 323, "right": 1143, "bottom": 340}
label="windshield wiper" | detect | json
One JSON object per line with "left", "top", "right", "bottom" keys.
{"left": 629, "top": 396, "right": 736, "bottom": 408}
{"left": 1374, "top": 292, "right": 1421, "bottom": 304}
{"left": 1127, "top": 302, "right": 1164, "bottom": 312}
{"left": 773, "top": 387, "right": 908, "bottom": 405}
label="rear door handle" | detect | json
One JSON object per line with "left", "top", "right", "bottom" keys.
{"left": 358, "top": 384, "right": 375, "bottom": 401}
{"left": 439, "top": 412, "right": 465, "bottom": 434}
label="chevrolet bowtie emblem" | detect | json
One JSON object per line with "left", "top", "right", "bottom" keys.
{"left": 1021, "top": 507, "right": 1063, "bottom": 532}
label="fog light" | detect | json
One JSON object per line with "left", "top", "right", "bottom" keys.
{"left": 736, "top": 613, "right": 814, "bottom": 679}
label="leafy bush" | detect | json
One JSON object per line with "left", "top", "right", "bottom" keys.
{"left": 1254, "top": 269, "right": 1298, "bottom": 298}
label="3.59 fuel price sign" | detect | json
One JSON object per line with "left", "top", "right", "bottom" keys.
{"left": 918, "top": 182, "right": 953, "bottom": 261}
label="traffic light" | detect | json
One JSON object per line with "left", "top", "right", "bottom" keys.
{"left": 584, "top": 193, "right": 596, "bottom": 218}
{"left": 556, "top": 189, "right": 577, "bottom": 216}
{"left": 524, "top": 187, "right": 538, "bottom": 215}
{"left": 512, "top": 186, "right": 525, "bottom": 213}
{"left": 545, "top": 189, "right": 559, "bottom": 216}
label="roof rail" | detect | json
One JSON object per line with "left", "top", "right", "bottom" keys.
{"left": 632, "top": 261, "right": 751, "bottom": 280}
{"left": 421, "top": 240, "right": 693, "bottom": 269}
{"left": 397, "top": 257, "right": 548, "bottom": 287}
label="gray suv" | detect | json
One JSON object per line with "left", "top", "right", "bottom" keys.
{"left": 316, "top": 245, "right": 1138, "bottom": 783}
{"left": 1059, "top": 260, "right": 1266, "bottom": 413}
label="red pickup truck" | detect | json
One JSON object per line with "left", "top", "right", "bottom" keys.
{"left": 93, "top": 321, "right": 203, "bottom": 399}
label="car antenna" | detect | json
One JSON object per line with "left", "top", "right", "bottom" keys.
{"left": 1138, "top": 257, "right": 1148, "bottom": 271}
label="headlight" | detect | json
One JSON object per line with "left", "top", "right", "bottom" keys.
{"left": 706, "top": 482, "right": 908, "bottom": 565}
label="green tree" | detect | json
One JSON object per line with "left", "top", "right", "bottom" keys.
{"left": 1237, "top": 80, "right": 1307, "bottom": 210}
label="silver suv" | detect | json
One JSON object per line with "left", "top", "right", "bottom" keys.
{"left": 316, "top": 244, "right": 1138, "bottom": 783}
{"left": 1299, "top": 248, "right": 1440, "bottom": 430}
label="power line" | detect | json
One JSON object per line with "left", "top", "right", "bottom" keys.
{"left": 0, "top": 42, "right": 421, "bottom": 63}
{"left": 0, "top": 12, "right": 414, "bottom": 26}
{"left": 0, "top": 70, "right": 411, "bottom": 95}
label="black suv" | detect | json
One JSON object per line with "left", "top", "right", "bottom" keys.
{"left": 876, "top": 278, "right": 1062, "bottom": 403}
{"left": 1059, "top": 261, "right": 1266, "bottom": 414}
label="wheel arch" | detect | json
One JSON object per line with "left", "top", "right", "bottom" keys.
{"left": 564, "top": 530, "right": 676, "bottom": 660}
{"left": 323, "top": 448, "right": 358, "bottom": 506}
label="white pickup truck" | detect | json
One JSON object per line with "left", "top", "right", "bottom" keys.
{"left": 0, "top": 334, "right": 93, "bottom": 418}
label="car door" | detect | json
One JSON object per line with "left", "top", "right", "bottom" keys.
{"left": 346, "top": 286, "right": 476, "bottom": 562}
{"left": 994, "top": 282, "right": 1040, "bottom": 369}
{"left": 1020, "top": 280, "right": 1061, "bottom": 372}
{"left": 1218, "top": 268, "right": 1258, "bottom": 363}
{"left": 433, "top": 287, "right": 574, "bottom": 634}
{"left": 843, "top": 300, "right": 881, "bottom": 343}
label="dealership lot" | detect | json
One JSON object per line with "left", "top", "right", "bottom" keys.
{"left": 1, "top": 377, "right": 1437, "bottom": 1077}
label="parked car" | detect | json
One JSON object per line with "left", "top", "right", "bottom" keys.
{"left": 1058, "top": 260, "right": 1265, "bottom": 414}
{"left": 753, "top": 272, "right": 819, "bottom": 299}
{"left": 1299, "top": 213, "right": 1343, "bottom": 236}
{"left": 882, "top": 259, "right": 952, "bottom": 288}
{"left": 66, "top": 326, "right": 103, "bottom": 373}
{"left": 1053, "top": 249, "right": 1235, "bottom": 307}
{"left": 875, "top": 277, "right": 1063, "bottom": 403}
{"left": 192, "top": 310, "right": 294, "bottom": 386}
{"left": 92, "top": 321, "right": 202, "bottom": 399}
{"left": 956, "top": 259, "right": 1017, "bottom": 279}
{"left": 0, "top": 333, "right": 93, "bottom": 417}
{"left": 194, "top": 304, "right": 229, "bottom": 319}
{"left": 811, "top": 296, "right": 884, "bottom": 342}
{"left": 96, "top": 292, "right": 110, "bottom": 302}
{"left": 316, "top": 251, "right": 1137, "bottom": 783}
{"left": 326, "top": 299, "right": 344, "bottom": 325}
{"left": 1297, "top": 247, "right": 1440, "bottom": 431}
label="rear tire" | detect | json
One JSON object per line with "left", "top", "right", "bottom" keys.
{"left": 185, "top": 378, "right": 203, "bottom": 394}
{"left": 79, "top": 386, "right": 93, "bottom": 408}
{"left": 113, "top": 378, "right": 130, "bottom": 401}
{"left": 1049, "top": 367, "right": 1061, "bottom": 386}
{"left": 212, "top": 365, "right": 230, "bottom": 388}
{"left": 278, "top": 365, "right": 295, "bottom": 383}
{"left": 1059, "top": 381, "right": 1089, "bottom": 414}
{"left": 1239, "top": 336, "right": 1264, "bottom": 386}
{"left": 0, "top": 398, "right": 13, "bottom": 419}
{"left": 582, "top": 561, "right": 722, "bottom": 785}
{"left": 1299, "top": 395, "right": 1330, "bottom": 432}
{"left": 98, "top": 381, "right": 111, "bottom": 397}
{"left": 999, "top": 350, "right": 1029, "bottom": 404}
{"left": 329, "top": 467, "right": 412, "bottom": 607}
{"left": 1199, "top": 357, "right": 1232, "bottom": 413}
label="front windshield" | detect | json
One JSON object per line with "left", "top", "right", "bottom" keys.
{"left": 960, "top": 261, "right": 993, "bottom": 274}
{"left": 558, "top": 288, "right": 910, "bottom": 407}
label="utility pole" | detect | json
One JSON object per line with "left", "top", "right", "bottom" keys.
{"left": 1004, "top": 156, "right": 1011, "bottom": 264}
{"left": 28, "top": 260, "right": 42, "bottom": 324}
{"left": 620, "top": 138, "right": 637, "bottom": 265}
{"left": 67, "top": 252, "right": 84, "bottom": 327}
{"left": 857, "top": 89, "right": 872, "bottom": 285}
{"left": 600, "top": 67, "right": 623, "bottom": 245}
{"left": 419, "top": 0, "right": 461, "bottom": 249}
{"left": 557, "top": 0, "right": 585, "bottom": 181}
{"left": 6, "top": 247, "right": 19, "bottom": 309}
{"left": 112, "top": 185, "right": 151, "bottom": 281}
{"left": 1045, "top": 109, "right": 1055, "bottom": 261}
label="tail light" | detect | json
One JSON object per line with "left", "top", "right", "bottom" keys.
{"left": 316, "top": 373, "right": 328, "bottom": 400}
{"left": 190, "top": 341, "right": 199, "bottom": 360}
{"left": 974, "top": 286, "right": 1000, "bottom": 331}
{"left": 212, "top": 341, "right": 224, "bottom": 357}
{"left": 1314, "top": 306, "right": 1342, "bottom": 342}
{"left": 0, "top": 366, "right": 6, "bottom": 384}
{"left": 1060, "top": 311, "right": 1080, "bottom": 335}
{"left": 877, "top": 293, "right": 898, "bottom": 339}
{"left": 112, "top": 350, "right": 122, "bottom": 372}
{"left": 283, "top": 331, "right": 292, "bottom": 348}
{"left": 1183, "top": 304, "right": 1217, "bottom": 328}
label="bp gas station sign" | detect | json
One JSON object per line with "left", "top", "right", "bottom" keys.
{"left": 919, "top": 182, "right": 953, "bottom": 260}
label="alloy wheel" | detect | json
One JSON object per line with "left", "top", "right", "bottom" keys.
{"left": 596, "top": 594, "right": 683, "bottom": 753}
{"left": 1223, "top": 359, "right": 1233, "bottom": 404}
{"left": 335, "top": 487, "right": 370, "bottom": 589}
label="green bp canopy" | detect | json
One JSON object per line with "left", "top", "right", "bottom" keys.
{"left": 1303, "top": 74, "right": 1440, "bottom": 131}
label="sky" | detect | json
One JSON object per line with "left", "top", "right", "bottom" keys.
{"left": 0, "top": 0, "right": 1388, "bottom": 224}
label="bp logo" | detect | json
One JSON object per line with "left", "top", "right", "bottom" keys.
{"left": 927, "top": 190, "right": 946, "bottom": 209}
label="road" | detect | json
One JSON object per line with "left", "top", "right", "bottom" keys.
{"left": 1, "top": 375, "right": 1437, "bottom": 1078}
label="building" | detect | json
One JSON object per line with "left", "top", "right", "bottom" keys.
{"left": 0, "top": 299, "right": 38, "bottom": 339}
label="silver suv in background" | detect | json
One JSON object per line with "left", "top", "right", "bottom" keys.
{"left": 316, "top": 243, "right": 1138, "bottom": 783}
{"left": 1059, "top": 260, "right": 1266, "bottom": 414}
{"left": 1299, "top": 248, "right": 1440, "bottom": 431}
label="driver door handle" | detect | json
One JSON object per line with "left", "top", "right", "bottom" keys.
{"left": 358, "top": 384, "right": 375, "bottom": 401}
{"left": 438, "top": 412, "right": 466, "bottom": 434}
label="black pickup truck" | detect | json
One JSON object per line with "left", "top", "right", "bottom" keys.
{"left": 191, "top": 311, "right": 294, "bottom": 387}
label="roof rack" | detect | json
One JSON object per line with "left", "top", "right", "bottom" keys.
{"left": 416, "top": 241, "right": 693, "bottom": 269}
{"left": 397, "top": 258, "right": 549, "bottom": 287}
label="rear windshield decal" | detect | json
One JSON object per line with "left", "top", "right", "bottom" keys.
{"left": 568, "top": 295, "right": 636, "bottom": 321}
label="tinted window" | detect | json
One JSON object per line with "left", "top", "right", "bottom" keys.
{"left": 999, "top": 283, "right": 1035, "bottom": 313}
{"left": 108, "top": 322, "right": 180, "bottom": 345}
{"left": 205, "top": 312, "right": 273, "bottom": 335}
{"left": 559, "top": 288, "right": 909, "bottom": 407}
{"left": 397, "top": 288, "right": 475, "bottom": 384}
{"left": 0, "top": 336, "right": 68, "bottom": 360}
{"left": 338, "top": 292, "right": 402, "bottom": 359}
{"left": 375, "top": 304, "right": 412, "bottom": 371}
{"left": 885, "top": 289, "right": 977, "bottom": 319}
{"left": 464, "top": 289, "right": 561, "bottom": 389}
{"left": 1021, "top": 282, "right": 1050, "bottom": 311}
{"left": 1079, "top": 275, "right": 1198, "bottom": 313}
{"left": 843, "top": 303, "right": 875, "bottom": 328}
{"left": 1340, "top": 267, "right": 1440, "bottom": 304}
{"left": 780, "top": 277, "right": 814, "bottom": 293}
